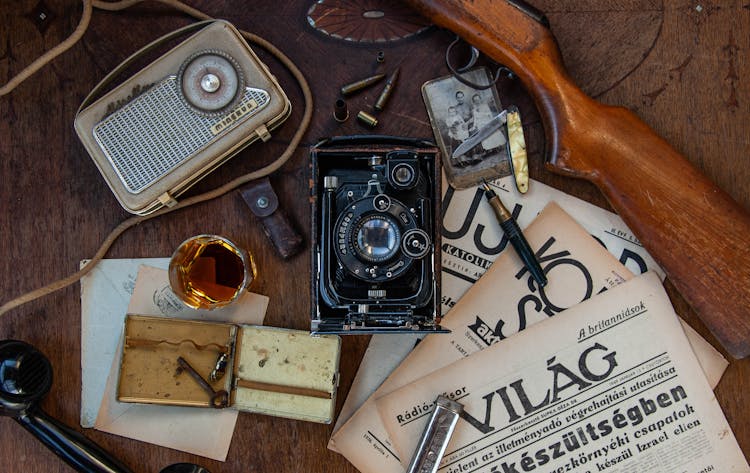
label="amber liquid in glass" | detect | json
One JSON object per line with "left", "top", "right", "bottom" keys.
{"left": 169, "top": 236, "right": 254, "bottom": 309}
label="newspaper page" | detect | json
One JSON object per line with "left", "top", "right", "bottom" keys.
{"left": 328, "top": 203, "right": 727, "bottom": 472}
{"left": 440, "top": 175, "right": 664, "bottom": 314}
{"left": 330, "top": 203, "right": 630, "bottom": 471}
{"left": 375, "top": 272, "right": 749, "bottom": 472}
{"left": 330, "top": 177, "right": 725, "bottom": 448}
{"left": 331, "top": 333, "right": 423, "bottom": 437}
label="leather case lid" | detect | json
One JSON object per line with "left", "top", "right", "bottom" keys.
{"left": 232, "top": 326, "right": 341, "bottom": 424}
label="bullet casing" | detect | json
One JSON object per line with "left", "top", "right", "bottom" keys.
{"left": 334, "top": 98, "right": 349, "bottom": 122}
{"left": 356, "top": 110, "right": 378, "bottom": 127}
{"left": 374, "top": 68, "right": 400, "bottom": 111}
{"left": 340, "top": 73, "right": 386, "bottom": 96}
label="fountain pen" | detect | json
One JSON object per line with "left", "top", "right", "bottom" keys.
{"left": 482, "top": 181, "right": 547, "bottom": 287}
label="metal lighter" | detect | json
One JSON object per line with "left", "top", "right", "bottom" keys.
{"left": 406, "top": 395, "right": 464, "bottom": 473}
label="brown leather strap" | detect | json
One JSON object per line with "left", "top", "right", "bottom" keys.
{"left": 0, "top": 1, "right": 314, "bottom": 318}
{"left": 239, "top": 178, "right": 303, "bottom": 259}
{"left": 77, "top": 20, "right": 212, "bottom": 114}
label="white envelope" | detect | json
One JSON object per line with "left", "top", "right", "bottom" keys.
{"left": 80, "top": 258, "right": 169, "bottom": 428}
{"left": 86, "top": 264, "right": 268, "bottom": 461}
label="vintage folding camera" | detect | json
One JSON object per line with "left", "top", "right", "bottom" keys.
{"left": 117, "top": 315, "right": 341, "bottom": 423}
{"left": 75, "top": 20, "right": 291, "bottom": 215}
{"left": 310, "top": 136, "right": 444, "bottom": 334}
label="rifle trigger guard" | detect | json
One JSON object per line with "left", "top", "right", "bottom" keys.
{"left": 445, "top": 36, "right": 514, "bottom": 90}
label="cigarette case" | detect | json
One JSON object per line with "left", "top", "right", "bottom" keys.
{"left": 117, "top": 314, "right": 340, "bottom": 423}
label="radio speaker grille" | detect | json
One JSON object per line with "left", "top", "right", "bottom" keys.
{"left": 93, "top": 77, "right": 270, "bottom": 194}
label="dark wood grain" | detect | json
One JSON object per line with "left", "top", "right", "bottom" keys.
{"left": 407, "top": 0, "right": 750, "bottom": 358}
{"left": 0, "top": 0, "right": 748, "bottom": 471}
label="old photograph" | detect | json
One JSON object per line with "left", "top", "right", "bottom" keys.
{"left": 421, "top": 67, "right": 511, "bottom": 188}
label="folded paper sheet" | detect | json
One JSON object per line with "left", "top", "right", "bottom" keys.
{"left": 375, "top": 273, "right": 748, "bottom": 471}
{"left": 89, "top": 264, "right": 268, "bottom": 461}
{"left": 80, "top": 258, "right": 169, "bottom": 428}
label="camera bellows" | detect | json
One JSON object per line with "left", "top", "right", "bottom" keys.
{"left": 310, "top": 139, "right": 445, "bottom": 334}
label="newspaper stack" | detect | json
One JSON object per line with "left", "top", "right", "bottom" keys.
{"left": 376, "top": 272, "right": 749, "bottom": 472}
{"left": 329, "top": 192, "right": 735, "bottom": 473}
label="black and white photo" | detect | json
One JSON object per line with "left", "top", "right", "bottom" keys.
{"left": 421, "top": 67, "right": 512, "bottom": 188}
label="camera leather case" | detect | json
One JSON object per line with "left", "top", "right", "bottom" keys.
{"left": 117, "top": 314, "right": 341, "bottom": 424}
{"left": 75, "top": 20, "right": 291, "bottom": 215}
{"left": 310, "top": 136, "right": 444, "bottom": 334}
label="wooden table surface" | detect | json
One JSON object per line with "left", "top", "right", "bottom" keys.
{"left": 0, "top": 1, "right": 748, "bottom": 471}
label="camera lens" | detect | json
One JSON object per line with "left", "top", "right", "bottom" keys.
{"left": 392, "top": 164, "right": 414, "bottom": 185}
{"left": 389, "top": 162, "right": 418, "bottom": 189}
{"left": 331, "top": 194, "right": 420, "bottom": 282}
{"left": 354, "top": 214, "right": 401, "bottom": 263}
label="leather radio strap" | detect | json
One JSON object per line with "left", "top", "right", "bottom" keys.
{"left": 0, "top": 0, "right": 314, "bottom": 317}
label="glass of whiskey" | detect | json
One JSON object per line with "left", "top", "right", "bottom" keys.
{"left": 168, "top": 234, "right": 256, "bottom": 310}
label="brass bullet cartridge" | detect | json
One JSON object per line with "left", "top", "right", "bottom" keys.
{"left": 357, "top": 110, "right": 378, "bottom": 128}
{"left": 340, "top": 73, "right": 386, "bottom": 96}
{"left": 374, "top": 68, "right": 400, "bottom": 111}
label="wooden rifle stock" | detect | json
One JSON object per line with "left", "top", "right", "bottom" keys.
{"left": 406, "top": 0, "right": 750, "bottom": 358}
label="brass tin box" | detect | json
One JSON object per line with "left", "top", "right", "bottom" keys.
{"left": 117, "top": 315, "right": 340, "bottom": 424}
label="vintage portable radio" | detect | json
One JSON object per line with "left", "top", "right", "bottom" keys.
{"left": 75, "top": 20, "right": 291, "bottom": 215}
{"left": 117, "top": 315, "right": 341, "bottom": 423}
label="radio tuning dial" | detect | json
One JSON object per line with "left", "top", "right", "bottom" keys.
{"left": 178, "top": 49, "right": 245, "bottom": 115}
{"left": 200, "top": 73, "right": 221, "bottom": 93}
